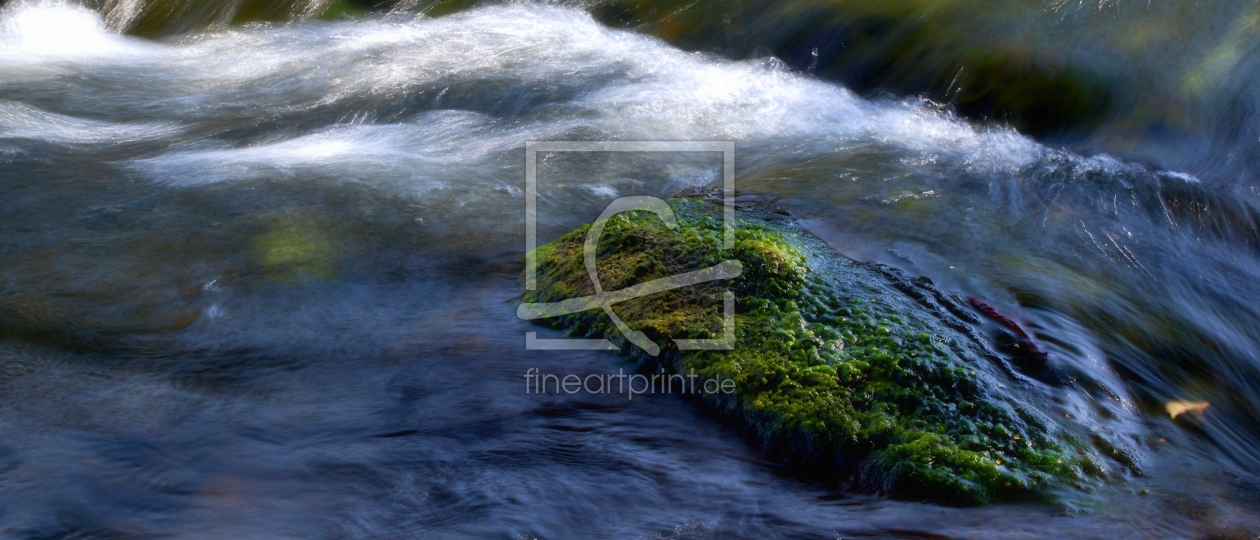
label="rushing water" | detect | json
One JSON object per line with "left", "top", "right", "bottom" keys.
{"left": 1, "top": 0, "right": 1260, "bottom": 537}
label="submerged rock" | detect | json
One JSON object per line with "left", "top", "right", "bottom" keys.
{"left": 523, "top": 195, "right": 1108, "bottom": 505}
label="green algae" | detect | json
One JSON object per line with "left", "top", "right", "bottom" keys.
{"left": 315, "top": 0, "right": 368, "bottom": 21}
{"left": 524, "top": 197, "right": 1106, "bottom": 505}
{"left": 251, "top": 213, "right": 343, "bottom": 282}
{"left": 110, "top": 0, "right": 372, "bottom": 38}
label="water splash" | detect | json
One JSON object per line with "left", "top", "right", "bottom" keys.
{"left": 0, "top": 0, "right": 1258, "bottom": 537}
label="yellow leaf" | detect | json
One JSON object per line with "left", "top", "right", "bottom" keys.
{"left": 1166, "top": 401, "right": 1209, "bottom": 419}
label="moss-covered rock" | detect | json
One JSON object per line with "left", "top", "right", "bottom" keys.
{"left": 523, "top": 196, "right": 1107, "bottom": 505}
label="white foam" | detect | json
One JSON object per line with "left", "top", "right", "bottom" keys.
{"left": 0, "top": 2, "right": 1165, "bottom": 193}
{"left": 0, "top": 1, "right": 155, "bottom": 64}
{"left": 133, "top": 110, "right": 552, "bottom": 187}
{"left": 0, "top": 101, "right": 180, "bottom": 144}
{"left": 1160, "top": 170, "right": 1201, "bottom": 183}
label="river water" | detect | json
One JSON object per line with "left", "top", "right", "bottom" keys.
{"left": 1, "top": 1, "right": 1259, "bottom": 538}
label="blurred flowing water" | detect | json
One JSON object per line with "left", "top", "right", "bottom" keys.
{"left": 1, "top": 0, "right": 1259, "bottom": 538}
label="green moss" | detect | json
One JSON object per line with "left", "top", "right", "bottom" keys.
{"left": 525, "top": 198, "right": 1104, "bottom": 505}
{"left": 316, "top": 0, "right": 368, "bottom": 20}
{"left": 251, "top": 214, "right": 342, "bottom": 282}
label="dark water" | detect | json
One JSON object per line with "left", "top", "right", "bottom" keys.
{"left": 1, "top": 1, "right": 1260, "bottom": 538}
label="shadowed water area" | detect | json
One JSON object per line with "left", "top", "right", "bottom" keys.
{"left": 1, "top": 0, "right": 1260, "bottom": 537}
